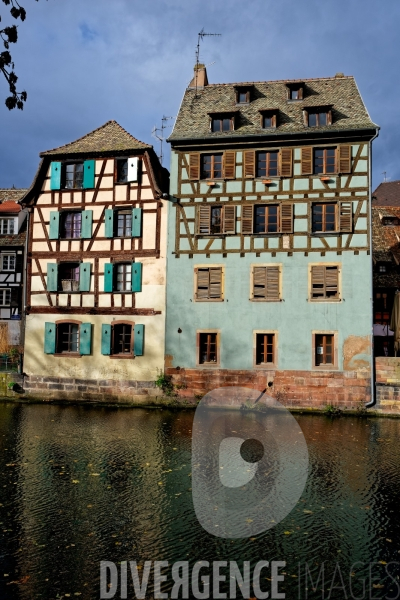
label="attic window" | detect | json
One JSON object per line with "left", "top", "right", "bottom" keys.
{"left": 379, "top": 265, "right": 387, "bottom": 273}
{"left": 305, "top": 108, "right": 333, "bottom": 127}
{"left": 210, "top": 114, "right": 235, "bottom": 133}
{"left": 260, "top": 110, "right": 278, "bottom": 129}
{"left": 287, "top": 83, "right": 304, "bottom": 101}
{"left": 235, "top": 87, "right": 252, "bottom": 104}
{"left": 382, "top": 217, "right": 400, "bottom": 226}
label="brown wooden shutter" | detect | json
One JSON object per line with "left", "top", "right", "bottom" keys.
{"left": 303, "top": 110, "right": 309, "bottom": 127}
{"left": 298, "top": 87, "right": 303, "bottom": 100}
{"left": 244, "top": 151, "right": 256, "bottom": 178}
{"left": 301, "top": 147, "right": 313, "bottom": 175}
{"left": 325, "top": 266, "right": 339, "bottom": 297}
{"left": 279, "top": 148, "right": 293, "bottom": 177}
{"left": 266, "top": 266, "right": 280, "bottom": 300}
{"left": 311, "top": 266, "right": 325, "bottom": 298}
{"left": 253, "top": 267, "right": 267, "bottom": 299}
{"left": 196, "top": 268, "right": 210, "bottom": 299}
{"left": 241, "top": 205, "right": 254, "bottom": 234}
{"left": 224, "top": 151, "right": 236, "bottom": 179}
{"left": 338, "top": 145, "right": 351, "bottom": 173}
{"left": 327, "top": 110, "right": 332, "bottom": 126}
{"left": 223, "top": 205, "right": 236, "bottom": 234}
{"left": 280, "top": 204, "right": 293, "bottom": 233}
{"left": 209, "top": 268, "right": 222, "bottom": 299}
{"left": 339, "top": 201, "right": 352, "bottom": 232}
{"left": 189, "top": 153, "right": 200, "bottom": 180}
{"left": 198, "top": 205, "right": 211, "bottom": 234}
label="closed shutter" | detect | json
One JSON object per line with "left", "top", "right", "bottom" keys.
{"left": 79, "top": 263, "right": 91, "bottom": 292}
{"left": 339, "top": 201, "right": 352, "bottom": 232}
{"left": 132, "top": 262, "right": 142, "bottom": 293}
{"left": 79, "top": 323, "right": 92, "bottom": 355}
{"left": 196, "top": 268, "right": 210, "bottom": 300}
{"left": 83, "top": 160, "right": 95, "bottom": 189}
{"left": 49, "top": 211, "right": 60, "bottom": 240}
{"left": 127, "top": 157, "right": 139, "bottom": 182}
{"left": 189, "top": 154, "right": 200, "bottom": 180}
{"left": 132, "top": 208, "right": 142, "bottom": 237}
{"left": 244, "top": 151, "right": 256, "bottom": 178}
{"left": 338, "top": 145, "right": 351, "bottom": 173}
{"left": 311, "top": 266, "right": 339, "bottom": 299}
{"left": 241, "top": 205, "right": 254, "bottom": 234}
{"left": 301, "top": 147, "right": 313, "bottom": 175}
{"left": 134, "top": 324, "right": 144, "bottom": 356}
{"left": 81, "top": 210, "right": 93, "bottom": 239}
{"left": 279, "top": 148, "right": 293, "bottom": 177}
{"left": 253, "top": 266, "right": 280, "bottom": 300}
{"left": 50, "top": 162, "right": 62, "bottom": 191}
{"left": 47, "top": 263, "right": 58, "bottom": 292}
{"left": 209, "top": 268, "right": 222, "bottom": 299}
{"left": 253, "top": 266, "right": 267, "bottom": 299}
{"left": 44, "top": 323, "right": 56, "bottom": 354}
{"left": 198, "top": 205, "right": 211, "bottom": 235}
{"left": 280, "top": 204, "right": 293, "bottom": 233}
{"left": 101, "top": 324, "right": 112, "bottom": 355}
{"left": 223, "top": 151, "right": 236, "bottom": 179}
{"left": 223, "top": 205, "right": 236, "bottom": 234}
{"left": 325, "top": 266, "right": 339, "bottom": 297}
{"left": 104, "top": 263, "right": 113, "bottom": 292}
{"left": 266, "top": 266, "right": 280, "bottom": 300}
{"left": 104, "top": 209, "right": 114, "bottom": 238}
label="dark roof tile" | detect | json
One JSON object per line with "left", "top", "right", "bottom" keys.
{"left": 372, "top": 180, "right": 400, "bottom": 207}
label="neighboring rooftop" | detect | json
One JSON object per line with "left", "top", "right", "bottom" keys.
{"left": 0, "top": 189, "right": 28, "bottom": 203}
{"left": 41, "top": 120, "right": 152, "bottom": 156}
{"left": 372, "top": 206, "right": 400, "bottom": 288}
{"left": 0, "top": 201, "right": 21, "bottom": 213}
{"left": 169, "top": 68, "right": 378, "bottom": 142}
{"left": 372, "top": 181, "right": 400, "bottom": 207}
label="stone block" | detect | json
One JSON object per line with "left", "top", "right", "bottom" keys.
{"left": 48, "top": 384, "right": 65, "bottom": 390}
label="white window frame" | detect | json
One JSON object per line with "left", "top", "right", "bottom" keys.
{"left": 0, "top": 218, "right": 15, "bottom": 235}
{"left": 0, "top": 289, "right": 11, "bottom": 306}
{"left": 1, "top": 254, "right": 16, "bottom": 272}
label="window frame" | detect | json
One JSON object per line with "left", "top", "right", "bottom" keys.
{"left": 60, "top": 211, "right": 82, "bottom": 240}
{"left": 55, "top": 319, "right": 81, "bottom": 356}
{"left": 0, "top": 218, "right": 15, "bottom": 235}
{"left": 259, "top": 110, "right": 277, "bottom": 129}
{"left": 287, "top": 84, "right": 304, "bottom": 101}
{"left": 115, "top": 209, "right": 132, "bottom": 237}
{"left": 59, "top": 261, "right": 81, "bottom": 293}
{"left": 0, "top": 289, "right": 11, "bottom": 306}
{"left": 253, "top": 330, "right": 278, "bottom": 368}
{"left": 115, "top": 158, "right": 128, "bottom": 184}
{"left": 197, "top": 330, "right": 220, "bottom": 367}
{"left": 1, "top": 254, "right": 16, "bottom": 272}
{"left": 311, "top": 203, "right": 338, "bottom": 233}
{"left": 210, "top": 114, "right": 235, "bottom": 133}
{"left": 256, "top": 151, "right": 279, "bottom": 178}
{"left": 200, "top": 153, "right": 223, "bottom": 180}
{"left": 61, "top": 162, "right": 84, "bottom": 190}
{"left": 114, "top": 262, "right": 133, "bottom": 293}
{"left": 313, "top": 147, "right": 336, "bottom": 175}
{"left": 194, "top": 265, "right": 224, "bottom": 302}
{"left": 312, "top": 331, "right": 338, "bottom": 370}
{"left": 307, "top": 109, "right": 332, "bottom": 128}
{"left": 253, "top": 204, "right": 280, "bottom": 234}
{"left": 250, "top": 264, "right": 282, "bottom": 302}
{"left": 111, "top": 321, "right": 134, "bottom": 357}
{"left": 235, "top": 87, "right": 252, "bottom": 104}
{"left": 309, "top": 264, "right": 341, "bottom": 302}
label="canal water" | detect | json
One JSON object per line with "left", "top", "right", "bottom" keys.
{"left": 0, "top": 403, "right": 399, "bottom": 599}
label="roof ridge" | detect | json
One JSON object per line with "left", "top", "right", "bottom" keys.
{"left": 204, "top": 75, "right": 354, "bottom": 87}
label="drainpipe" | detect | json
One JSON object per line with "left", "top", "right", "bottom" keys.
{"left": 365, "top": 127, "right": 380, "bottom": 408}
{"left": 20, "top": 208, "right": 30, "bottom": 375}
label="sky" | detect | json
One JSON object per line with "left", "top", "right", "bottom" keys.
{"left": 0, "top": 0, "right": 399, "bottom": 190}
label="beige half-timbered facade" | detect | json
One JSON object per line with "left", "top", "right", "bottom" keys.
{"left": 20, "top": 121, "right": 169, "bottom": 400}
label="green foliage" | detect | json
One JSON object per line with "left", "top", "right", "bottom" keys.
{"left": 324, "top": 404, "right": 342, "bottom": 417}
{"left": 7, "top": 381, "right": 15, "bottom": 390}
{"left": 154, "top": 371, "right": 176, "bottom": 397}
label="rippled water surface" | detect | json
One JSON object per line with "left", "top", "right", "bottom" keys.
{"left": 0, "top": 403, "right": 400, "bottom": 599}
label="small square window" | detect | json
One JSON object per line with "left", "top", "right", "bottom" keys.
{"left": 310, "top": 265, "right": 340, "bottom": 301}
{"left": 314, "top": 334, "right": 335, "bottom": 367}
{"left": 379, "top": 265, "right": 387, "bottom": 273}
{"left": 254, "top": 205, "right": 279, "bottom": 233}
{"left": 112, "top": 323, "right": 133, "bottom": 355}
{"left": 256, "top": 151, "right": 278, "bottom": 178}
{"left": 57, "top": 323, "right": 80, "bottom": 354}
{"left": 287, "top": 85, "right": 303, "bottom": 100}
{"left": 256, "top": 333, "right": 275, "bottom": 365}
{"left": 62, "top": 163, "right": 84, "bottom": 189}
{"left": 59, "top": 262, "right": 80, "bottom": 293}
{"left": 1, "top": 255, "right": 15, "bottom": 272}
{"left": 115, "top": 263, "right": 132, "bottom": 292}
{"left": 199, "top": 332, "right": 218, "bottom": 364}
{"left": 201, "top": 154, "right": 223, "bottom": 179}
{"left": 0, "top": 218, "right": 15, "bottom": 235}
{"left": 195, "top": 267, "right": 223, "bottom": 301}
{"left": 312, "top": 203, "right": 337, "bottom": 233}
{"left": 116, "top": 210, "right": 132, "bottom": 237}
{"left": 314, "top": 148, "right": 336, "bottom": 174}
{"left": 61, "top": 212, "right": 82, "bottom": 239}
{"left": 0, "top": 289, "right": 11, "bottom": 306}
{"left": 308, "top": 111, "right": 331, "bottom": 127}
{"left": 211, "top": 117, "right": 234, "bottom": 132}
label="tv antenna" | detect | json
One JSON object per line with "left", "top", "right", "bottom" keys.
{"left": 152, "top": 116, "right": 175, "bottom": 166}
{"left": 382, "top": 171, "right": 387, "bottom": 183}
{"left": 194, "top": 28, "right": 221, "bottom": 96}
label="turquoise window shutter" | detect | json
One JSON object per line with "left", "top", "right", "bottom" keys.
{"left": 132, "top": 262, "right": 142, "bottom": 292}
{"left": 101, "top": 324, "right": 112, "bottom": 355}
{"left": 105, "top": 209, "right": 114, "bottom": 238}
{"left": 132, "top": 208, "right": 142, "bottom": 237}
{"left": 79, "top": 263, "right": 91, "bottom": 292}
{"left": 80, "top": 323, "right": 92, "bottom": 355}
{"left": 47, "top": 263, "right": 58, "bottom": 292}
{"left": 44, "top": 323, "right": 56, "bottom": 354}
{"left": 49, "top": 211, "right": 60, "bottom": 240}
{"left": 81, "top": 210, "right": 93, "bottom": 239}
{"left": 104, "top": 263, "right": 113, "bottom": 292}
{"left": 83, "top": 160, "right": 95, "bottom": 189}
{"left": 134, "top": 324, "right": 144, "bottom": 356}
{"left": 50, "top": 162, "right": 62, "bottom": 190}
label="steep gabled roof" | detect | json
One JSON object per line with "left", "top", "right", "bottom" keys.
{"left": 372, "top": 181, "right": 400, "bottom": 207}
{"left": 40, "top": 120, "right": 152, "bottom": 156}
{"left": 169, "top": 73, "right": 378, "bottom": 142}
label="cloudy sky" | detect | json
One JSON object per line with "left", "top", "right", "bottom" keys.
{"left": 0, "top": 0, "right": 398, "bottom": 190}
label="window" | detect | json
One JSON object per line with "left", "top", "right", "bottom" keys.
{"left": 195, "top": 267, "right": 223, "bottom": 301}
{"left": 379, "top": 265, "right": 387, "bottom": 273}
{"left": 199, "top": 332, "right": 218, "bottom": 365}
{"left": 236, "top": 87, "right": 251, "bottom": 104}
{"left": 312, "top": 204, "right": 336, "bottom": 232}
{"left": 308, "top": 111, "right": 331, "bottom": 127}
{"left": 310, "top": 265, "right": 340, "bottom": 301}
{"left": 256, "top": 152, "right": 278, "bottom": 178}
{"left": 0, "top": 289, "right": 11, "bottom": 306}
{"left": 115, "top": 263, "right": 132, "bottom": 292}
{"left": 251, "top": 266, "right": 280, "bottom": 301}
{"left": 56, "top": 322, "right": 80, "bottom": 354}
{"left": 61, "top": 212, "right": 82, "bottom": 239}
{"left": 254, "top": 205, "right": 279, "bottom": 233}
{"left": 256, "top": 333, "right": 275, "bottom": 365}
{"left": 197, "top": 205, "right": 236, "bottom": 235}
{"left": 0, "top": 218, "right": 15, "bottom": 235}
{"left": 314, "top": 148, "right": 336, "bottom": 174}
{"left": 374, "top": 292, "right": 390, "bottom": 325}
{"left": 112, "top": 323, "right": 133, "bottom": 355}
{"left": 260, "top": 111, "right": 277, "bottom": 129}
{"left": 314, "top": 334, "right": 334, "bottom": 367}
{"left": 59, "top": 262, "right": 80, "bottom": 292}
{"left": 211, "top": 116, "right": 234, "bottom": 132}
{"left": 287, "top": 85, "right": 303, "bottom": 100}
{"left": 201, "top": 154, "right": 223, "bottom": 179}
{"left": 1, "top": 255, "right": 15, "bottom": 271}
{"left": 62, "top": 163, "right": 84, "bottom": 189}
{"left": 116, "top": 159, "right": 128, "bottom": 183}
{"left": 382, "top": 217, "right": 400, "bottom": 226}
{"left": 101, "top": 322, "right": 144, "bottom": 357}
{"left": 116, "top": 210, "right": 132, "bottom": 237}
{"left": 242, "top": 204, "right": 293, "bottom": 235}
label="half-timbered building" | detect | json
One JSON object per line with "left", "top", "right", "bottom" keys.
{"left": 20, "top": 121, "right": 169, "bottom": 400}
{"left": 165, "top": 67, "right": 378, "bottom": 408}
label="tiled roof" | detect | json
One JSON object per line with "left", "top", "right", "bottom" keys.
{"left": 0, "top": 201, "right": 21, "bottom": 213}
{"left": 169, "top": 73, "right": 378, "bottom": 142}
{"left": 372, "top": 207, "right": 400, "bottom": 288}
{"left": 0, "top": 189, "right": 28, "bottom": 202}
{"left": 41, "top": 120, "right": 152, "bottom": 156}
{"left": 372, "top": 181, "right": 400, "bottom": 207}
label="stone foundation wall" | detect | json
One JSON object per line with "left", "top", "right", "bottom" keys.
{"left": 165, "top": 367, "right": 371, "bottom": 410}
{"left": 375, "top": 357, "right": 400, "bottom": 413}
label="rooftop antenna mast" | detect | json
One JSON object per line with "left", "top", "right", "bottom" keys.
{"left": 382, "top": 171, "right": 387, "bottom": 183}
{"left": 152, "top": 115, "right": 174, "bottom": 166}
{"left": 195, "top": 28, "right": 221, "bottom": 96}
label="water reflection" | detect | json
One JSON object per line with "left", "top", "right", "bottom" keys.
{"left": 0, "top": 404, "right": 399, "bottom": 598}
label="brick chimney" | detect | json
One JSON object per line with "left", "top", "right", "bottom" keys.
{"left": 189, "top": 64, "right": 209, "bottom": 89}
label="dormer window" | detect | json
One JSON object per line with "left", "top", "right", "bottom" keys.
{"left": 235, "top": 86, "right": 252, "bottom": 104}
{"left": 305, "top": 107, "right": 332, "bottom": 127}
{"left": 382, "top": 217, "right": 400, "bottom": 226}
{"left": 260, "top": 110, "right": 278, "bottom": 129}
{"left": 209, "top": 113, "right": 235, "bottom": 133}
{"left": 287, "top": 83, "right": 304, "bottom": 101}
